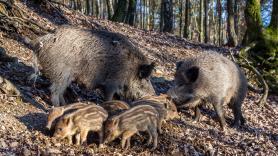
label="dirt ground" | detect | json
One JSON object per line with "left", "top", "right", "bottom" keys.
{"left": 0, "top": 1, "right": 277, "bottom": 155}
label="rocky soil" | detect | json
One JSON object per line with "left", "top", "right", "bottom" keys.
{"left": 0, "top": 1, "right": 277, "bottom": 155}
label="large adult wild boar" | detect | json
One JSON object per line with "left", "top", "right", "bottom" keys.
{"left": 32, "top": 26, "right": 155, "bottom": 106}
{"left": 168, "top": 52, "right": 247, "bottom": 130}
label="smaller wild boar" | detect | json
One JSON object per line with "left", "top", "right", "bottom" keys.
{"left": 54, "top": 104, "right": 108, "bottom": 146}
{"left": 100, "top": 100, "right": 130, "bottom": 115}
{"left": 46, "top": 102, "right": 91, "bottom": 130}
{"left": 168, "top": 52, "right": 247, "bottom": 130}
{"left": 104, "top": 105, "right": 159, "bottom": 150}
{"left": 131, "top": 94, "right": 179, "bottom": 133}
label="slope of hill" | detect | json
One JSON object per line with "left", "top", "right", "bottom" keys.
{"left": 0, "top": 1, "right": 277, "bottom": 155}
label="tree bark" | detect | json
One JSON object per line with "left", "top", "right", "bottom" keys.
{"left": 112, "top": 0, "right": 128, "bottom": 22}
{"left": 217, "top": 0, "right": 222, "bottom": 45}
{"left": 125, "top": 0, "right": 137, "bottom": 26}
{"left": 95, "top": 0, "right": 100, "bottom": 18}
{"left": 161, "top": 0, "right": 173, "bottom": 33}
{"left": 106, "top": 0, "right": 114, "bottom": 20}
{"left": 204, "top": 0, "right": 209, "bottom": 43}
{"left": 179, "top": 0, "right": 183, "bottom": 37}
{"left": 242, "top": 0, "right": 262, "bottom": 45}
{"left": 227, "top": 0, "right": 238, "bottom": 46}
{"left": 183, "top": 0, "right": 190, "bottom": 38}
{"left": 199, "top": 0, "right": 204, "bottom": 42}
{"left": 234, "top": 0, "right": 239, "bottom": 36}
{"left": 269, "top": 0, "right": 278, "bottom": 29}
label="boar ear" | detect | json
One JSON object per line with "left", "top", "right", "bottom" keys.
{"left": 185, "top": 66, "right": 199, "bottom": 83}
{"left": 138, "top": 62, "right": 155, "bottom": 79}
{"left": 176, "top": 61, "right": 183, "bottom": 70}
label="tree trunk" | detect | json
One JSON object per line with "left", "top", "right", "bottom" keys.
{"left": 227, "top": 0, "right": 238, "bottom": 46}
{"left": 150, "top": 0, "right": 155, "bottom": 30}
{"left": 91, "top": 0, "right": 94, "bottom": 16}
{"left": 125, "top": 0, "right": 137, "bottom": 25}
{"left": 234, "top": 0, "right": 239, "bottom": 36}
{"left": 241, "top": 0, "right": 278, "bottom": 93}
{"left": 179, "top": 0, "right": 183, "bottom": 37}
{"left": 217, "top": 0, "right": 222, "bottom": 45}
{"left": 269, "top": 0, "right": 278, "bottom": 29}
{"left": 106, "top": 0, "right": 114, "bottom": 20}
{"left": 199, "top": 0, "right": 204, "bottom": 42}
{"left": 162, "top": 0, "right": 173, "bottom": 33}
{"left": 242, "top": 0, "right": 262, "bottom": 45}
{"left": 112, "top": 0, "right": 128, "bottom": 22}
{"left": 204, "top": 0, "right": 209, "bottom": 43}
{"left": 160, "top": 0, "right": 164, "bottom": 31}
{"left": 85, "top": 0, "right": 90, "bottom": 15}
{"left": 95, "top": 0, "right": 100, "bottom": 18}
{"left": 183, "top": 0, "right": 190, "bottom": 38}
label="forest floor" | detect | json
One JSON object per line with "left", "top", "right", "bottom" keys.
{"left": 0, "top": 1, "right": 277, "bottom": 155}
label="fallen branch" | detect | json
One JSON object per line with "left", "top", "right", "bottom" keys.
{"left": 240, "top": 62, "right": 269, "bottom": 106}
{"left": 228, "top": 48, "right": 268, "bottom": 106}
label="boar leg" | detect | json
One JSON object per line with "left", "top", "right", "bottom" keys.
{"left": 98, "top": 129, "right": 104, "bottom": 145}
{"left": 50, "top": 72, "right": 73, "bottom": 106}
{"left": 231, "top": 102, "right": 245, "bottom": 127}
{"left": 212, "top": 98, "right": 226, "bottom": 130}
{"left": 121, "top": 130, "right": 136, "bottom": 149}
{"left": 148, "top": 126, "right": 158, "bottom": 149}
{"left": 80, "top": 129, "right": 89, "bottom": 145}
{"left": 193, "top": 106, "right": 201, "bottom": 122}
{"left": 75, "top": 133, "right": 81, "bottom": 145}
{"left": 66, "top": 135, "right": 73, "bottom": 145}
{"left": 146, "top": 130, "right": 153, "bottom": 145}
{"left": 158, "top": 119, "right": 163, "bottom": 134}
{"left": 103, "top": 83, "right": 118, "bottom": 101}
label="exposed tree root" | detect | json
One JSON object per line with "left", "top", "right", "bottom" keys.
{"left": 228, "top": 47, "right": 269, "bottom": 106}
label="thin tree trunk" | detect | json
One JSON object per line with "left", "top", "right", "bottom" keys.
{"left": 234, "top": 0, "right": 239, "bottom": 36}
{"left": 160, "top": 0, "right": 164, "bottom": 31}
{"left": 91, "top": 0, "right": 94, "bottom": 16}
{"left": 217, "top": 0, "right": 222, "bottom": 45}
{"left": 95, "top": 0, "right": 100, "bottom": 18}
{"left": 162, "top": 0, "right": 173, "bottom": 32}
{"left": 204, "top": 0, "right": 209, "bottom": 43}
{"left": 269, "top": 0, "right": 278, "bottom": 28}
{"left": 199, "top": 0, "right": 204, "bottom": 42}
{"left": 106, "top": 0, "right": 114, "bottom": 20}
{"left": 126, "top": 0, "right": 137, "bottom": 25}
{"left": 183, "top": 0, "right": 190, "bottom": 38}
{"left": 227, "top": 0, "right": 238, "bottom": 46}
{"left": 179, "top": 0, "right": 183, "bottom": 37}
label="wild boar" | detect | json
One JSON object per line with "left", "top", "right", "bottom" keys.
{"left": 54, "top": 104, "right": 108, "bottom": 146}
{"left": 137, "top": 94, "right": 179, "bottom": 120}
{"left": 131, "top": 94, "right": 179, "bottom": 133}
{"left": 46, "top": 102, "right": 91, "bottom": 130}
{"left": 100, "top": 100, "right": 130, "bottom": 115}
{"left": 32, "top": 26, "right": 156, "bottom": 106}
{"left": 104, "top": 105, "right": 159, "bottom": 149}
{"left": 167, "top": 52, "right": 247, "bottom": 130}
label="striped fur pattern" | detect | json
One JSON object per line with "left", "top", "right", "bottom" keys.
{"left": 46, "top": 102, "right": 91, "bottom": 130}
{"left": 136, "top": 94, "right": 179, "bottom": 120}
{"left": 100, "top": 100, "right": 130, "bottom": 115}
{"left": 131, "top": 94, "right": 179, "bottom": 134}
{"left": 104, "top": 105, "right": 159, "bottom": 149}
{"left": 54, "top": 104, "right": 108, "bottom": 145}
